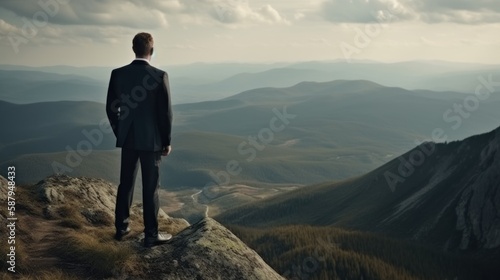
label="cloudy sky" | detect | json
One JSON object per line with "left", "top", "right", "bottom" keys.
{"left": 0, "top": 0, "right": 499, "bottom": 67}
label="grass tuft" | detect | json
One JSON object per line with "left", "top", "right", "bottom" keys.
{"left": 19, "top": 270, "right": 81, "bottom": 280}
{"left": 58, "top": 218, "right": 83, "bottom": 229}
{"left": 54, "top": 231, "right": 134, "bottom": 278}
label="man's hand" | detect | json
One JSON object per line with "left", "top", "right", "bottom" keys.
{"left": 162, "top": 145, "right": 172, "bottom": 156}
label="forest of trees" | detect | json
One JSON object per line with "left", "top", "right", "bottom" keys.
{"left": 227, "top": 224, "right": 498, "bottom": 280}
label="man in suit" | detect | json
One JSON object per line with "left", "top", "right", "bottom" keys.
{"left": 106, "top": 32, "right": 173, "bottom": 248}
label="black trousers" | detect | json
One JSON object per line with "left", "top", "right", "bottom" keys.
{"left": 115, "top": 148, "right": 162, "bottom": 238}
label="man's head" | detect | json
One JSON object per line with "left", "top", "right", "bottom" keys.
{"left": 132, "top": 32, "right": 154, "bottom": 59}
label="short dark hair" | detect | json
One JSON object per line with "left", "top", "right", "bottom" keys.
{"left": 132, "top": 32, "right": 154, "bottom": 57}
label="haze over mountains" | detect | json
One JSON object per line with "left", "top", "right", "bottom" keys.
{"left": 1, "top": 60, "right": 499, "bottom": 104}
{"left": 0, "top": 70, "right": 107, "bottom": 104}
{"left": 2, "top": 73, "right": 500, "bottom": 188}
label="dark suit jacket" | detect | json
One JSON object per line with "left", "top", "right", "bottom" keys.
{"left": 106, "top": 60, "right": 172, "bottom": 152}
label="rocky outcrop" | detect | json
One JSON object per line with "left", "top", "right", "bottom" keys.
{"left": 391, "top": 128, "right": 500, "bottom": 251}
{"left": 31, "top": 175, "right": 283, "bottom": 279}
{"left": 37, "top": 175, "right": 117, "bottom": 223}
{"left": 124, "top": 218, "right": 285, "bottom": 280}
{"left": 35, "top": 174, "right": 189, "bottom": 228}
{"left": 385, "top": 128, "right": 500, "bottom": 251}
{"left": 455, "top": 130, "right": 500, "bottom": 250}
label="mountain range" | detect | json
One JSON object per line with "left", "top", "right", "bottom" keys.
{"left": 2, "top": 78, "right": 500, "bottom": 190}
{"left": 1, "top": 60, "right": 499, "bottom": 104}
{"left": 208, "top": 125, "right": 500, "bottom": 280}
{"left": 217, "top": 126, "right": 500, "bottom": 253}
{"left": 0, "top": 70, "right": 107, "bottom": 104}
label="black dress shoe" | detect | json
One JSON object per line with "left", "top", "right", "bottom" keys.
{"left": 143, "top": 232, "right": 172, "bottom": 248}
{"left": 114, "top": 227, "right": 131, "bottom": 241}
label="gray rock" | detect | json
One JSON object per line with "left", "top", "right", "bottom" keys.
{"left": 120, "top": 217, "right": 284, "bottom": 280}
{"left": 35, "top": 175, "right": 283, "bottom": 279}
{"left": 37, "top": 174, "right": 116, "bottom": 211}
{"left": 35, "top": 174, "right": 189, "bottom": 228}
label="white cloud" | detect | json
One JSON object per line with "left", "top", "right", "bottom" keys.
{"left": 0, "top": 0, "right": 291, "bottom": 49}
{"left": 209, "top": 0, "right": 289, "bottom": 25}
{"left": 0, "top": 19, "right": 20, "bottom": 35}
{"left": 294, "top": 12, "right": 305, "bottom": 20}
{"left": 259, "top": 4, "right": 289, "bottom": 24}
{"left": 0, "top": 0, "right": 289, "bottom": 36}
{"left": 321, "top": 0, "right": 414, "bottom": 23}
{"left": 417, "top": 8, "right": 500, "bottom": 24}
{"left": 0, "top": 1, "right": 498, "bottom": 66}
{"left": 408, "top": 0, "right": 500, "bottom": 13}
{"left": 320, "top": 0, "right": 500, "bottom": 24}
{"left": 0, "top": 0, "right": 169, "bottom": 28}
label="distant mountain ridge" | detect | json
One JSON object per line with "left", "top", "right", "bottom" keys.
{"left": 0, "top": 70, "right": 107, "bottom": 104}
{"left": 217, "top": 126, "right": 500, "bottom": 252}
{"left": 0, "top": 100, "right": 115, "bottom": 161}
{"left": 2, "top": 78, "right": 500, "bottom": 189}
{"left": 2, "top": 60, "right": 499, "bottom": 104}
